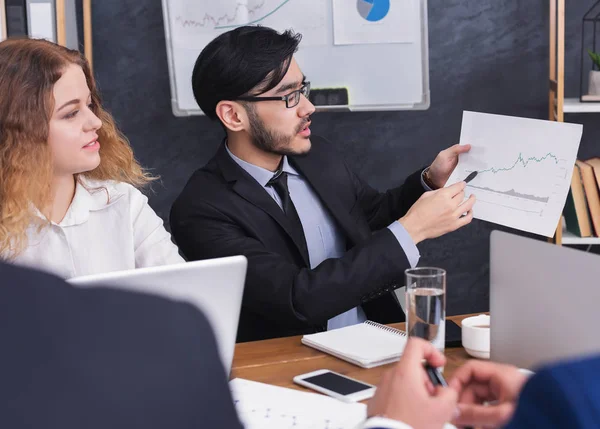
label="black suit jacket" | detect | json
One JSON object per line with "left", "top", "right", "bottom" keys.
{"left": 171, "top": 136, "right": 425, "bottom": 341}
{"left": 0, "top": 263, "right": 243, "bottom": 429}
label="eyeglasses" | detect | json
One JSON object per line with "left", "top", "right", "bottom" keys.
{"left": 236, "top": 82, "right": 311, "bottom": 109}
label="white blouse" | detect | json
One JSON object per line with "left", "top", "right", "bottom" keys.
{"left": 12, "top": 178, "right": 184, "bottom": 279}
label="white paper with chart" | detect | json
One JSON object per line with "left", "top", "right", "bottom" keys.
{"left": 230, "top": 378, "right": 458, "bottom": 429}
{"left": 230, "top": 378, "right": 366, "bottom": 429}
{"left": 446, "top": 111, "right": 582, "bottom": 237}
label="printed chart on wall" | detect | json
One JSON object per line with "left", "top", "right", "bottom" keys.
{"left": 332, "top": 0, "right": 417, "bottom": 45}
{"left": 446, "top": 111, "right": 583, "bottom": 237}
{"left": 163, "top": 0, "right": 327, "bottom": 114}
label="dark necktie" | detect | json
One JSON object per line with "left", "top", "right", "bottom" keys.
{"left": 267, "top": 170, "right": 308, "bottom": 255}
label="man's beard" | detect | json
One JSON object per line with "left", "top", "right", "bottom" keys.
{"left": 245, "top": 105, "right": 310, "bottom": 156}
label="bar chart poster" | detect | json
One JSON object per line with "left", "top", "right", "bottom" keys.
{"left": 445, "top": 111, "right": 582, "bottom": 237}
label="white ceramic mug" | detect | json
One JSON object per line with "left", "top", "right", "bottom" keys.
{"left": 461, "top": 314, "right": 490, "bottom": 359}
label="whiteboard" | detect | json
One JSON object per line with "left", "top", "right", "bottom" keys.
{"left": 161, "top": 0, "right": 429, "bottom": 117}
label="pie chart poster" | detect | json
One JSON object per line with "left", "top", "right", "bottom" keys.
{"left": 358, "top": 0, "right": 390, "bottom": 22}
{"left": 333, "top": 0, "right": 418, "bottom": 45}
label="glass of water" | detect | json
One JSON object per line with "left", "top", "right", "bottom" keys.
{"left": 405, "top": 267, "right": 446, "bottom": 353}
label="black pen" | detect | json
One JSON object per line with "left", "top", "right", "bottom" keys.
{"left": 424, "top": 364, "right": 474, "bottom": 429}
{"left": 424, "top": 363, "right": 448, "bottom": 387}
{"left": 464, "top": 171, "right": 478, "bottom": 183}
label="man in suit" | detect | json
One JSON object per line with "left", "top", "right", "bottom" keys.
{"left": 170, "top": 26, "right": 476, "bottom": 342}
{"left": 0, "top": 262, "right": 243, "bottom": 429}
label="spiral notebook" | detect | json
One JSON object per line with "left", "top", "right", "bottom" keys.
{"left": 301, "top": 321, "right": 408, "bottom": 368}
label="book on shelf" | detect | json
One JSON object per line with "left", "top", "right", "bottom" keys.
{"left": 563, "top": 162, "right": 593, "bottom": 237}
{"left": 576, "top": 159, "right": 600, "bottom": 237}
{"left": 585, "top": 157, "right": 600, "bottom": 188}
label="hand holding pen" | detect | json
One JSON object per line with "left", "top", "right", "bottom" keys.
{"left": 368, "top": 338, "right": 458, "bottom": 429}
{"left": 424, "top": 363, "right": 473, "bottom": 429}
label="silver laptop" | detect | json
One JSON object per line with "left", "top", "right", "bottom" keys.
{"left": 68, "top": 256, "right": 247, "bottom": 373}
{"left": 490, "top": 230, "right": 600, "bottom": 369}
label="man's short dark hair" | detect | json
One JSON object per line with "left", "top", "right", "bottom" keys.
{"left": 191, "top": 26, "right": 302, "bottom": 120}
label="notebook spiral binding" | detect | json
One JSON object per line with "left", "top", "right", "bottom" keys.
{"left": 364, "top": 320, "right": 407, "bottom": 337}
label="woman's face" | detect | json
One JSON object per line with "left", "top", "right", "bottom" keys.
{"left": 47, "top": 64, "right": 102, "bottom": 178}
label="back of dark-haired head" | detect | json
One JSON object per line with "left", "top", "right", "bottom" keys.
{"left": 191, "top": 26, "right": 302, "bottom": 120}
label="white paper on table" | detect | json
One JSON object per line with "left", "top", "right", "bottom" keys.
{"left": 230, "top": 378, "right": 366, "bottom": 429}
{"left": 230, "top": 378, "right": 458, "bottom": 429}
{"left": 446, "top": 111, "right": 582, "bottom": 237}
{"left": 333, "top": 0, "right": 417, "bottom": 45}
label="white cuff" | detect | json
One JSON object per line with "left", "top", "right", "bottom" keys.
{"left": 361, "top": 416, "right": 414, "bottom": 429}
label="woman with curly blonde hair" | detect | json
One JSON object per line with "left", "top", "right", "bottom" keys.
{"left": 0, "top": 38, "right": 183, "bottom": 278}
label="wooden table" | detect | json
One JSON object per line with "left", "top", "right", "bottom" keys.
{"left": 231, "top": 313, "right": 481, "bottom": 392}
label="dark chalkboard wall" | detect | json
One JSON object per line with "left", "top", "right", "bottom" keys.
{"left": 87, "top": 0, "right": 599, "bottom": 315}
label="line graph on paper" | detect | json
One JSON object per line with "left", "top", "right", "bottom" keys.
{"left": 469, "top": 152, "right": 562, "bottom": 175}
{"left": 169, "top": 0, "right": 327, "bottom": 45}
{"left": 174, "top": 0, "right": 286, "bottom": 30}
{"left": 465, "top": 152, "right": 569, "bottom": 206}
{"left": 445, "top": 111, "right": 582, "bottom": 237}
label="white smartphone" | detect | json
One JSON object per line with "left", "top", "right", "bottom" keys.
{"left": 293, "top": 369, "right": 376, "bottom": 403}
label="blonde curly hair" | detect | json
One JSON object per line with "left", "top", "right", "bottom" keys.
{"left": 0, "top": 38, "right": 153, "bottom": 259}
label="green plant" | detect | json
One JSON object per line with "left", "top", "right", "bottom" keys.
{"left": 588, "top": 49, "right": 600, "bottom": 69}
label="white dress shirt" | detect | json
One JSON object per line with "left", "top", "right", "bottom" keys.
{"left": 11, "top": 177, "right": 184, "bottom": 279}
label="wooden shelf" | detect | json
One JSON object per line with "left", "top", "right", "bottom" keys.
{"left": 549, "top": 0, "right": 600, "bottom": 245}
{"left": 563, "top": 98, "right": 600, "bottom": 113}
{"left": 561, "top": 230, "right": 600, "bottom": 245}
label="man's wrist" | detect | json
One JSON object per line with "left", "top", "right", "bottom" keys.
{"left": 423, "top": 167, "right": 439, "bottom": 189}
{"left": 398, "top": 215, "right": 423, "bottom": 245}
